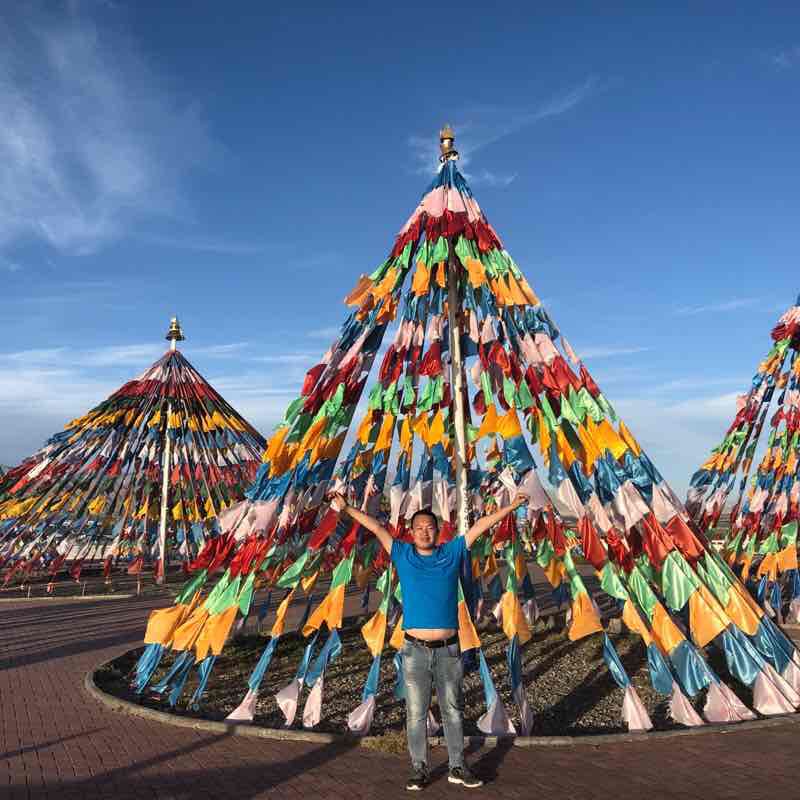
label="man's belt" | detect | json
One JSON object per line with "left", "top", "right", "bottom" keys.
{"left": 404, "top": 633, "right": 459, "bottom": 649}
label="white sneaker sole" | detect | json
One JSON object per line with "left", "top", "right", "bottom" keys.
{"left": 448, "top": 776, "right": 483, "bottom": 788}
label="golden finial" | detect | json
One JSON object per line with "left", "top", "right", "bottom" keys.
{"left": 439, "top": 124, "right": 459, "bottom": 163}
{"left": 165, "top": 316, "right": 185, "bottom": 347}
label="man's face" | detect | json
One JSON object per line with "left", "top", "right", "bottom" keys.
{"left": 411, "top": 513, "right": 438, "bottom": 551}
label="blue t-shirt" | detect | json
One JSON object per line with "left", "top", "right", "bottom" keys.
{"left": 390, "top": 536, "right": 467, "bottom": 630}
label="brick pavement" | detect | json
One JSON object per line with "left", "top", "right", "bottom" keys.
{"left": 2, "top": 594, "right": 799, "bottom": 800}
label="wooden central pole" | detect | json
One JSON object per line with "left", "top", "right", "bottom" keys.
{"left": 157, "top": 320, "right": 183, "bottom": 584}
{"left": 157, "top": 395, "right": 173, "bottom": 583}
{"left": 447, "top": 252, "right": 470, "bottom": 537}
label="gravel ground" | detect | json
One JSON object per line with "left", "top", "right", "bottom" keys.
{"left": 95, "top": 614, "right": 755, "bottom": 739}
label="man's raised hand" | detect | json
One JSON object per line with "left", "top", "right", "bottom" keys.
{"left": 326, "top": 492, "right": 392, "bottom": 554}
{"left": 329, "top": 492, "right": 347, "bottom": 514}
{"left": 511, "top": 493, "right": 529, "bottom": 511}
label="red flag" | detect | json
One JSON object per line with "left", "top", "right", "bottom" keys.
{"left": 549, "top": 357, "right": 580, "bottom": 393}
{"left": 302, "top": 363, "right": 326, "bottom": 396}
{"left": 531, "top": 512, "right": 548, "bottom": 543}
{"left": 438, "top": 520, "right": 455, "bottom": 544}
{"left": 547, "top": 513, "right": 567, "bottom": 556}
{"left": 640, "top": 514, "right": 672, "bottom": 569}
{"left": 488, "top": 342, "right": 510, "bottom": 376}
{"left": 48, "top": 554, "right": 67, "bottom": 575}
{"left": 340, "top": 521, "right": 360, "bottom": 556}
{"left": 579, "top": 363, "right": 601, "bottom": 397}
{"left": 308, "top": 508, "right": 339, "bottom": 550}
{"left": 229, "top": 535, "right": 259, "bottom": 577}
{"left": 126, "top": 556, "right": 144, "bottom": 575}
{"left": 578, "top": 517, "right": 606, "bottom": 570}
{"left": 493, "top": 514, "right": 515, "bottom": 546}
{"left": 664, "top": 516, "right": 705, "bottom": 562}
{"left": 419, "top": 342, "right": 443, "bottom": 377}
{"left": 606, "top": 529, "right": 634, "bottom": 572}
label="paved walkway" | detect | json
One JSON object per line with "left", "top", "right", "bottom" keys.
{"left": 2, "top": 595, "right": 799, "bottom": 800}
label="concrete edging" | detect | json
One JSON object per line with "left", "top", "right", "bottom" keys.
{"left": 0, "top": 594, "right": 134, "bottom": 602}
{"left": 84, "top": 652, "right": 352, "bottom": 745}
{"left": 85, "top": 648, "right": 800, "bottom": 749}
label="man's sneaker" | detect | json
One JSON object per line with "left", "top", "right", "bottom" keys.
{"left": 448, "top": 766, "right": 483, "bottom": 788}
{"left": 406, "top": 763, "right": 429, "bottom": 791}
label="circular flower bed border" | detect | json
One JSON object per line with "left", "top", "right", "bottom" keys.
{"left": 85, "top": 647, "right": 800, "bottom": 749}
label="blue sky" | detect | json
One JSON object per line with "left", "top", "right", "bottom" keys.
{"left": 1, "top": 1, "right": 799, "bottom": 494}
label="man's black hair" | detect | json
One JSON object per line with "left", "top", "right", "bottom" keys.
{"left": 409, "top": 508, "right": 439, "bottom": 531}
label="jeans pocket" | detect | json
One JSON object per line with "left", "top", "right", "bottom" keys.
{"left": 446, "top": 642, "right": 461, "bottom": 659}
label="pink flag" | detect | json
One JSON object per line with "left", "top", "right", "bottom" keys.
{"left": 667, "top": 682, "right": 704, "bottom": 727}
{"left": 347, "top": 695, "right": 376, "bottom": 736}
{"left": 621, "top": 685, "right": 653, "bottom": 732}
{"left": 275, "top": 678, "right": 302, "bottom": 726}
{"left": 226, "top": 689, "right": 258, "bottom": 723}
{"left": 477, "top": 700, "right": 516, "bottom": 735}
{"left": 703, "top": 681, "right": 755, "bottom": 724}
{"left": 302, "top": 677, "right": 324, "bottom": 729}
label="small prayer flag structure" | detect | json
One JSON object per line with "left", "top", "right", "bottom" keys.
{"left": 0, "top": 318, "right": 265, "bottom": 583}
{"left": 688, "top": 297, "right": 800, "bottom": 624}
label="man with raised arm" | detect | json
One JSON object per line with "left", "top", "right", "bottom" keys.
{"left": 329, "top": 492, "right": 527, "bottom": 791}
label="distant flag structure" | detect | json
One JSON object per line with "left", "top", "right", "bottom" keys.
{"left": 0, "top": 318, "right": 265, "bottom": 582}
{"left": 688, "top": 298, "right": 800, "bottom": 624}
{"left": 138, "top": 130, "right": 800, "bottom": 733}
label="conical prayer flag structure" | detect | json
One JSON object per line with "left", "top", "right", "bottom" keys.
{"left": 0, "top": 318, "right": 266, "bottom": 582}
{"left": 688, "top": 297, "right": 800, "bottom": 620}
{"left": 138, "top": 130, "right": 800, "bottom": 731}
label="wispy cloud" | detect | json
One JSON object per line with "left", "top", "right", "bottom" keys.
{"left": 307, "top": 326, "right": 340, "bottom": 340}
{"left": 205, "top": 371, "right": 300, "bottom": 435}
{"left": 252, "top": 353, "right": 319, "bottom": 364}
{"left": 576, "top": 345, "right": 650, "bottom": 360}
{"left": 12, "top": 279, "right": 130, "bottom": 311}
{"left": 673, "top": 297, "right": 758, "bottom": 316}
{"left": 0, "top": 364, "right": 116, "bottom": 417}
{"left": 135, "top": 232, "right": 271, "bottom": 255}
{"left": 643, "top": 376, "right": 745, "bottom": 395}
{"left": 582, "top": 364, "right": 646, "bottom": 385}
{"left": 0, "top": 341, "right": 251, "bottom": 369}
{"left": 767, "top": 45, "right": 800, "bottom": 70}
{"left": 470, "top": 169, "right": 519, "bottom": 188}
{"left": 0, "top": 4, "right": 217, "bottom": 257}
{"left": 194, "top": 342, "right": 250, "bottom": 357}
{"left": 286, "top": 252, "right": 341, "bottom": 272}
{"left": 0, "top": 358, "right": 121, "bottom": 463}
{"left": 0, "top": 342, "right": 305, "bottom": 462}
{"left": 613, "top": 391, "right": 740, "bottom": 495}
{"left": 408, "top": 76, "right": 600, "bottom": 175}
{"left": 1, "top": 256, "right": 21, "bottom": 272}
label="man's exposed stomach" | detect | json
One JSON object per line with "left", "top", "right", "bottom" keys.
{"left": 405, "top": 628, "right": 457, "bottom": 641}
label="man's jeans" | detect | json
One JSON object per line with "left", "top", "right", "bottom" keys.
{"left": 402, "top": 639, "right": 464, "bottom": 768}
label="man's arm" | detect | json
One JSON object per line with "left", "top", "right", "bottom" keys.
{"left": 464, "top": 493, "right": 528, "bottom": 549}
{"left": 329, "top": 493, "right": 394, "bottom": 555}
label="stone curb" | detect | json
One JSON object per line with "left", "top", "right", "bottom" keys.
{"left": 84, "top": 652, "right": 355, "bottom": 745}
{"left": 85, "top": 648, "right": 800, "bottom": 749}
{"left": 0, "top": 594, "right": 134, "bottom": 602}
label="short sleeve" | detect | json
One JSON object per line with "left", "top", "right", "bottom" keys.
{"left": 447, "top": 535, "right": 468, "bottom": 558}
{"left": 390, "top": 539, "right": 407, "bottom": 565}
